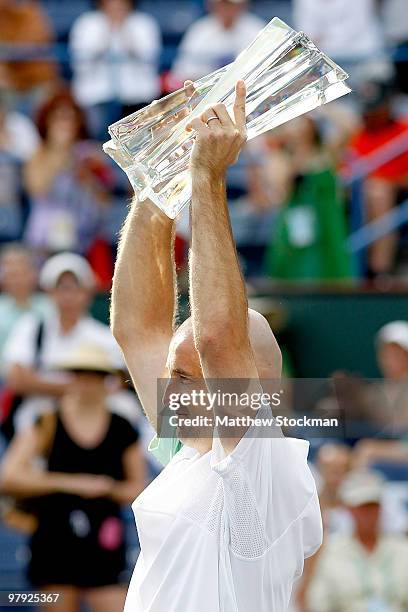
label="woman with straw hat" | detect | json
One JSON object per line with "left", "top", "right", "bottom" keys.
{"left": 0, "top": 343, "right": 146, "bottom": 612}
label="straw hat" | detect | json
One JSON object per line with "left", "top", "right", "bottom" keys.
{"left": 56, "top": 343, "right": 117, "bottom": 375}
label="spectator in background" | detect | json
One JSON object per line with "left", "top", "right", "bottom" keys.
{"left": 0, "top": 92, "right": 39, "bottom": 162}
{"left": 229, "top": 129, "right": 292, "bottom": 277}
{"left": 376, "top": 321, "right": 408, "bottom": 383}
{"left": 295, "top": 442, "right": 352, "bottom": 612}
{"left": 264, "top": 117, "right": 352, "bottom": 282}
{"left": 347, "top": 81, "right": 408, "bottom": 279}
{"left": 0, "top": 93, "right": 39, "bottom": 243}
{"left": 0, "top": 343, "right": 145, "bottom": 612}
{"left": 0, "top": 244, "right": 52, "bottom": 356}
{"left": 295, "top": 443, "right": 352, "bottom": 612}
{"left": 23, "top": 88, "right": 114, "bottom": 263}
{"left": 315, "top": 443, "right": 352, "bottom": 533}
{"left": 293, "top": 0, "right": 389, "bottom": 87}
{"left": 306, "top": 471, "right": 408, "bottom": 611}
{"left": 0, "top": 0, "right": 57, "bottom": 114}
{"left": 354, "top": 321, "right": 408, "bottom": 469}
{"left": 172, "top": 0, "right": 264, "bottom": 83}
{"left": 383, "top": 0, "right": 408, "bottom": 95}
{"left": 1, "top": 252, "right": 124, "bottom": 438}
{"left": 69, "top": 0, "right": 161, "bottom": 141}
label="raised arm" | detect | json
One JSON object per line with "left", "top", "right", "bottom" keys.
{"left": 188, "top": 81, "right": 258, "bottom": 380}
{"left": 110, "top": 197, "right": 177, "bottom": 426}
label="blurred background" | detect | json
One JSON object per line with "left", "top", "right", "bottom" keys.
{"left": 0, "top": 0, "right": 407, "bottom": 610}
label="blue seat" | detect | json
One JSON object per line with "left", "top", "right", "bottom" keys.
{"left": 0, "top": 523, "right": 31, "bottom": 590}
{"left": 41, "top": 0, "right": 92, "bottom": 41}
{"left": 371, "top": 461, "right": 408, "bottom": 483}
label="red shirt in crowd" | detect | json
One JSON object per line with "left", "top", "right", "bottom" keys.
{"left": 349, "top": 119, "right": 408, "bottom": 183}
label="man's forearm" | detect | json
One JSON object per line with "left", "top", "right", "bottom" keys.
{"left": 190, "top": 169, "right": 249, "bottom": 351}
{"left": 111, "top": 197, "right": 177, "bottom": 345}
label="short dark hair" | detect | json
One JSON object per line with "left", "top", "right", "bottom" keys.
{"left": 35, "top": 86, "right": 89, "bottom": 141}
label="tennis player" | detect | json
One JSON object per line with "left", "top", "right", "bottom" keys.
{"left": 111, "top": 81, "right": 322, "bottom": 612}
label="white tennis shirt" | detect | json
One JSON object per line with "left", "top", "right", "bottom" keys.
{"left": 125, "top": 425, "right": 322, "bottom": 612}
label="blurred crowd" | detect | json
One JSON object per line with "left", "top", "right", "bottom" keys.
{"left": 0, "top": 0, "right": 406, "bottom": 285}
{"left": 0, "top": 242, "right": 407, "bottom": 611}
{"left": 0, "top": 0, "right": 407, "bottom": 611}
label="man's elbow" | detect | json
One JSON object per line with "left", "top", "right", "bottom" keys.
{"left": 195, "top": 321, "right": 244, "bottom": 358}
{"left": 110, "top": 310, "right": 133, "bottom": 349}
{"left": 111, "top": 319, "right": 126, "bottom": 347}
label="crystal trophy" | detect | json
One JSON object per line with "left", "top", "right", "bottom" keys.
{"left": 103, "top": 17, "right": 350, "bottom": 219}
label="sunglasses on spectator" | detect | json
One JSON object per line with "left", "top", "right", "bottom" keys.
{"left": 69, "top": 369, "right": 110, "bottom": 377}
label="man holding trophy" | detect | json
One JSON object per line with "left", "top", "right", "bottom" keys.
{"left": 111, "top": 81, "right": 323, "bottom": 611}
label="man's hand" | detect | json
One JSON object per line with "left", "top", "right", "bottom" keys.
{"left": 187, "top": 80, "right": 247, "bottom": 176}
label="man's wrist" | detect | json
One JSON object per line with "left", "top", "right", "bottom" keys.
{"left": 191, "top": 165, "right": 226, "bottom": 188}
{"left": 132, "top": 194, "right": 174, "bottom": 228}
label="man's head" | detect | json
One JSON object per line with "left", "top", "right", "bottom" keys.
{"left": 162, "top": 309, "right": 282, "bottom": 445}
{"left": 98, "top": 0, "right": 133, "bottom": 22}
{"left": 40, "top": 253, "right": 95, "bottom": 321}
{"left": 0, "top": 244, "right": 38, "bottom": 302}
{"left": 358, "top": 80, "right": 394, "bottom": 130}
{"left": 167, "top": 308, "right": 281, "bottom": 380}
{"left": 208, "top": 0, "right": 248, "bottom": 29}
{"left": 339, "top": 471, "right": 384, "bottom": 540}
{"left": 376, "top": 321, "right": 408, "bottom": 380}
{"left": 316, "top": 443, "right": 351, "bottom": 495}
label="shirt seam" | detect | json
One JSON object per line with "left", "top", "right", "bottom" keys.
{"left": 228, "top": 490, "right": 318, "bottom": 562}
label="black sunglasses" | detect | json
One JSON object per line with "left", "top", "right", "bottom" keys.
{"left": 70, "top": 369, "right": 110, "bottom": 377}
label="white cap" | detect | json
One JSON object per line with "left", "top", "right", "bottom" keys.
{"left": 339, "top": 470, "right": 384, "bottom": 507}
{"left": 40, "top": 252, "right": 95, "bottom": 290}
{"left": 377, "top": 321, "right": 408, "bottom": 352}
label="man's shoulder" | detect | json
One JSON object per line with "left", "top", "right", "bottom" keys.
{"left": 271, "top": 436, "right": 311, "bottom": 464}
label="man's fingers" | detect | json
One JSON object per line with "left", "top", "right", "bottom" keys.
{"left": 184, "top": 80, "right": 196, "bottom": 98}
{"left": 210, "top": 104, "right": 234, "bottom": 127}
{"left": 186, "top": 117, "right": 207, "bottom": 134}
{"left": 233, "top": 80, "right": 247, "bottom": 133}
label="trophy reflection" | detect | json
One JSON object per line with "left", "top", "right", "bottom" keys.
{"left": 103, "top": 17, "right": 350, "bottom": 219}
